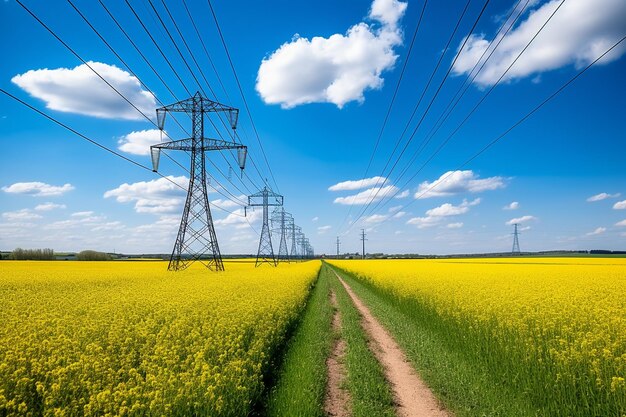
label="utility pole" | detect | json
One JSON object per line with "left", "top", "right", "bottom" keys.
{"left": 248, "top": 186, "right": 284, "bottom": 267}
{"left": 336, "top": 236, "right": 340, "bottom": 258}
{"left": 360, "top": 229, "right": 367, "bottom": 259}
{"left": 512, "top": 223, "right": 521, "bottom": 254}
{"left": 150, "top": 91, "right": 246, "bottom": 272}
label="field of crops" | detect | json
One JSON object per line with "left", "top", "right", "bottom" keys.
{"left": 0, "top": 260, "right": 321, "bottom": 416}
{"left": 329, "top": 258, "right": 626, "bottom": 416}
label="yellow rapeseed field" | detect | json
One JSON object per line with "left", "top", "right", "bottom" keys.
{"left": 0, "top": 260, "right": 321, "bottom": 416}
{"left": 330, "top": 258, "right": 626, "bottom": 416}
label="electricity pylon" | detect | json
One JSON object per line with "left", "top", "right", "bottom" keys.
{"left": 248, "top": 186, "right": 283, "bottom": 267}
{"left": 150, "top": 91, "right": 247, "bottom": 272}
{"left": 271, "top": 207, "right": 290, "bottom": 262}
{"left": 336, "top": 236, "right": 340, "bottom": 258}
{"left": 292, "top": 225, "right": 301, "bottom": 260}
{"left": 512, "top": 223, "right": 521, "bottom": 254}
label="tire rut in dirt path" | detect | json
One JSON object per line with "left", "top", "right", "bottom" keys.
{"left": 332, "top": 269, "right": 451, "bottom": 417}
{"left": 324, "top": 289, "right": 351, "bottom": 417}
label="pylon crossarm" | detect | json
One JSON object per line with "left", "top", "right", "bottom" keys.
{"left": 157, "top": 92, "right": 239, "bottom": 130}
{"left": 151, "top": 138, "right": 246, "bottom": 152}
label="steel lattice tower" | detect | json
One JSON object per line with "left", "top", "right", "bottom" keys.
{"left": 150, "top": 92, "right": 247, "bottom": 271}
{"left": 292, "top": 225, "right": 301, "bottom": 259}
{"left": 512, "top": 223, "right": 521, "bottom": 254}
{"left": 360, "top": 229, "right": 367, "bottom": 259}
{"left": 271, "top": 207, "right": 290, "bottom": 262}
{"left": 248, "top": 186, "right": 283, "bottom": 267}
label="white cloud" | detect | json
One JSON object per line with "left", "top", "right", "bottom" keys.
{"left": 407, "top": 199, "right": 480, "bottom": 229}
{"left": 613, "top": 200, "right": 626, "bottom": 210}
{"left": 447, "top": 222, "right": 464, "bottom": 229}
{"left": 616, "top": 219, "right": 626, "bottom": 227}
{"left": 211, "top": 196, "right": 246, "bottom": 210}
{"left": 104, "top": 176, "right": 188, "bottom": 214}
{"left": 256, "top": 0, "right": 406, "bottom": 108}
{"left": 333, "top": 185, "right": 398, "bottom": 205}
{"left": 506, "top": 215, "right": 537, "bottom": 225}
{"left": 71, "top": 211, "right": 94, "bottom": 217}
{"left": 328, "top": 176, "right": 386, "bottom": 191}
{"left": 504, "top": 201, "right": 519, "bottom": 210}
{"left": 312, "top": 216, "right": 319, "bottom": 222}
{"left": 453, "top": 0, "right": 626, "bottom": 87}
{"left": 395, "top": 190, "right": 410, "bottom": 199}
{"left": 2, "top": 182, "right": 74, "bottom": 197}
{"left": 393, "top": 211, "right": 406, "bottom": 219}
{"left": 214, "top": 208, "right": 262, "bottom": 230}
{"left": 2, "top": 209, "right": 42, "bottom": 221}
{"left": 587, "top": 192, "right": 620, "bottom": 202}
{"left": 317, "top": 225, "right": 332, "bottom": 234}
{"left": 388, "top": 205, "right": 402, "bottom": 213}
{"left": 34, "top": 202, "right": 66, "bottom": 211}
{"left": 118, "top": 129, "right": 163, "bottom": 155}
{"left": 415, "top": 170, "right": 505, "bottom": 199}
{"left": 363, "top": 214, "right": 388, "bottom": 224}
{"left": 12, "top": 62, "right": 156, "bottom": 120}
{"left": 586, "top": 227, "right": 607, "bottom": 236}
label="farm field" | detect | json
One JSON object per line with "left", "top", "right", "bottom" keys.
{"left": 328, "top": 258, "right": 626, "bottom": 416}
{"left": 0, "top": 260, "right": 321, "bottom": 416}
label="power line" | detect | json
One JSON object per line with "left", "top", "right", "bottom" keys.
{"left": 361, "top": 0, "right": 567, "bottom": 218}
{"left": 207, "top": 0, "right": 280, "bottom": 193}
{"left": 347, "top": 0, "right": 492, "bottom": 232}
{"left": 337, "top": 0, "right": 430, "bottom": 233}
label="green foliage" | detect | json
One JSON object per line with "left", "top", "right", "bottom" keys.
{"left": 10, "top": 248, "right": 55, "bottom": 260}
{"left": 76, "top": 250, "right": 112, "bottom": 261}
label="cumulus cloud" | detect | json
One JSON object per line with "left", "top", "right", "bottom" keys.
{"left": 395, "top": 190, "right": 410, "bottom": 199}
{"left": 407, "top": 199, "right": 480, "bottom": 229}
{"left": 363, "top": 214, "right": 388, "bottom": 224}
{"left": 34, "top": 202, "right": 66, "bottom": 211}
{"left": 504, "top": 201, "right": 519, "bottom": 210}
{"left": 616, "top": 219, "right": 626, "bottom": 227}
{"left": 71, "top": 211, "right": 95, "bottom": 217}
{"left": 2, "top": 209, "right": 42, "bottom": 221}
{"left": 256, "top": 0, "right": 407, "bottom": 108}
{"left": 214, "top": 208, "right": 262, "bottom": 230}
{"left": 211, "top": 196, "right": 246, "bottom": 210}
{"left": 118, "top": 129, "right": 163, "bottom": 155}
{"left": 329, "top": 176, "right": 386, "bottom": 191}
{"left": 613, "top": 200, "right": 626, "bottom": 210}
{"left": 334, "top": 185, "right": 398, "bottom": 205}
{"left": 12, "top": 62, "right": 156, "bottom": 120}
{"left": 587, "top": 192, "right": 620, "bottom": 202}
{"left": 104, "top": 176, "right": 188, "bottom": 214}
{"left": 416, "top": 170, "right": 505, "bottom": 199}
{"left": 452, "top": 0, "right": 626, "bottom": 87}
{"left": 506, "top": 215, "right": 537, "bottom": 225}
{"left": 312, "top": 216, "right": 319, "bottom": 222}
{"left": 447, "top": 222, "right": 464, "bottom": 229}
{"left": 2, "top": 182, "right": 74, "bottom": 197}
{"left": 586, "top": 227, "right": 607, "bottom": 236}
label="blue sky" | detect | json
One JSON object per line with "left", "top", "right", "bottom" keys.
{"left": 1, "top": 0, "right": 625, "bottom": 255}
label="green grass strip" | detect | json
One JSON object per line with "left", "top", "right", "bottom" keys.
{"left": 327, "top": 264, "right": 396, "bottom": 417}
{"left": 329, "top": 264, "right": 540, "bottom": 417}
{"left": 264, "top": 265, "right": 333, "bottom": 417}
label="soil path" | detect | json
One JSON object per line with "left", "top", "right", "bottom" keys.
{"left": 332, "top": 269, "right": 451, "bottom": 417}
{"left": 324, "top": 290, "right": 351, "bottom": 417}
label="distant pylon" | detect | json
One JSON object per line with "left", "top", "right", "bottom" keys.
{"left": 336, "top": 236, "right": 340, "bottom": 258}
{"left": 150, "top": 92, "right": 246, "bottom": 272}
{"left": 292, "top": 225, "right": 301, "bottom": 259}
{"left": 271, "top": 207, "right": 290, "bottom": 262}
{"left": 512, "top": 223, "right": 521, "bottom": 254}
{"left": 360, "top": 229, "right": 367, "bottom": 259}
{"left": 248, "top": 186, "right": 284, "bottom": 267}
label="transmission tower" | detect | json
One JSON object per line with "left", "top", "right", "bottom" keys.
{"left": 512, "top": 223, "right": 521, "bottom": 254}
{"left": 248, "top": 186, "right": 283, "bottom": 267}
{"left": 336, "top": 236, "right": 341, "bottom": 258}
{"left": 271, "top": 207, "right": 290, "bottom": 262}
{"left": 360, "top": 229, "right": 367, "bottom": 259}
{"left": 292, "top": 225, "right": 301, "bottom": 260}
{"left": 150, "top": 91, "right": 246, "bottom": 271}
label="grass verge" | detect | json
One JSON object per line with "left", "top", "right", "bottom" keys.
{"left": 328, "top": 264, "right": 541, "bottom": 417}
{"left": 327, "top": 264, "right": 396, "bottom": 417}
{"left": 263, "top": 264, "right": 333, "bottom": 416}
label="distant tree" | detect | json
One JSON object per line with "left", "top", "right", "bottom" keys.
{"left": 76, "top": 250, "right": 112, "bottom": 261}
{"left": 10, "top": 248, "right": 55, "bottom": 260}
